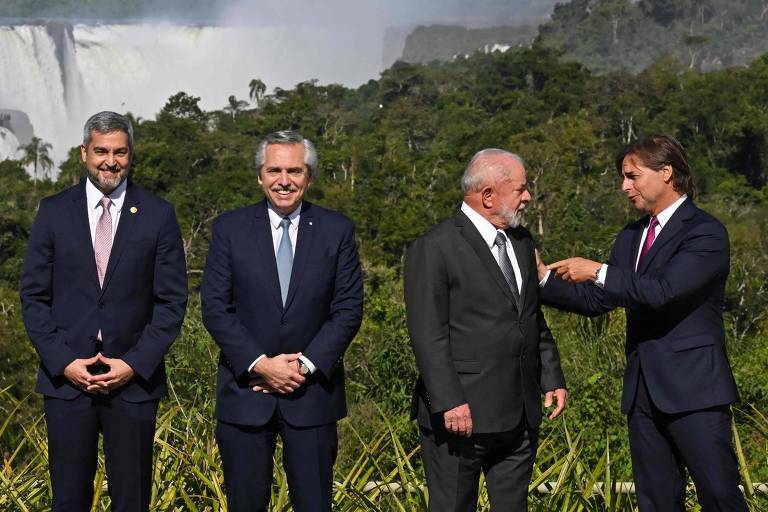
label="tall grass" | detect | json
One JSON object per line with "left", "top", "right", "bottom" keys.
{"left": 1, "top": 389, "right": 766, "bottom": 511}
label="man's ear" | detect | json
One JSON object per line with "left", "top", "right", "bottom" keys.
{"left": 81, "top": 144, "right": 88, "bottom": 162}
{"left": 662, "top": 164, "right": 674, "bottom": 184}
{"left": 481, "top": 186, "right": 494, "bottom": 208}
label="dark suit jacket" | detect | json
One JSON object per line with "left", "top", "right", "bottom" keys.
{"left": 542, "top": 198, "right": 739, "bottom": 414}
{"left": 20, "top": 179, "right": 188, "bottom": 402}
{"left": 201, "top": 200, "right": 363, "bottom": 428}
{"left": 404, "top": 209, "right": 566, "bottom": 433}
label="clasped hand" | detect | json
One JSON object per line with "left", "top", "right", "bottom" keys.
{"left": 63, "top": 353, "right": 135, "bottom": 394}
{"left": 249, "top": 353, "right": 305, "bottom": 394}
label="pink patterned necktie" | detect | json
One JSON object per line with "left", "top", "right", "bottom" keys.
{"left": 637, "top": 215, "right": 659, "bottom": 270}
{"left": 94, "top": 196, "right": 113, "bottom": 287}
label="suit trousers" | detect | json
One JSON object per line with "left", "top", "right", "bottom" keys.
{"left": 216, "top": 408, "right": 338, "bottom": 512}
{"left": 44, "top": 394, "right": 158, "bottom": 512}
{"left": 420, "top": 418, "right": 538, "bottom": 511}
{"left": 628, "top": 371, "right": 747, "bottom": 512}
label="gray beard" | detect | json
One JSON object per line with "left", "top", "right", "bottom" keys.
{"left": 499, "top": 205, "right": 524, "bottom": 229}
{"left": 87, "top": 171, "right": 126, "bottom": 194}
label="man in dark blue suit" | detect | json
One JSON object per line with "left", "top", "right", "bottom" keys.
{"left": 20, "top": 111, "right": 188, "bottom": 511}
{"left": 537, "top": 135, "right": 746, "bottom": 511}
{"left": 201, "top": 130, "right": 363, "bottom": 512}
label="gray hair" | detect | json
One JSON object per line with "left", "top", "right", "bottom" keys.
{"left": 461, "top": 148, "right": 525, "bottom": 194}
{"left": 82, "top": 111, "right": 134, "bottom": 153}
{"left": 255, "top": 130, "right": 318, "bottom": 179}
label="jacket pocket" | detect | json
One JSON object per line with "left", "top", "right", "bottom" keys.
{"left": 670, "top": 335, "right": 716, "bottom": 352}
{"left": 453, "top": 360, "right": 481, "bottom": 374}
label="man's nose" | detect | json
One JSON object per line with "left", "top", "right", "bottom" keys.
{"left": 278, "top": 170, "right": 290, "bottom": 185}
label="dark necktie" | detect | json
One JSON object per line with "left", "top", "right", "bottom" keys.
{"left": 277, "top": 217, "right": 293, "bottom": 305}
{"left": 494, "top": 231, "right": 521, "bottom": 309}
{"left": 637, "top": 216, "right": 659, "bottom": 270}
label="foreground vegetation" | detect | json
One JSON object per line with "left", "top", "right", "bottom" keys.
{"left": 1, "top": 27, "right": 768, "bottom": 511}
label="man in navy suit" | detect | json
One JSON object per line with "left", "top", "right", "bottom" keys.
{"left": 537, "top": 135, "right": 746, "bottom": 511}
{"left": 20, "top": 111, "right": 188, "bottom": 511}
{"left": 201, "top": 130, "right": 363, "bottom": 512}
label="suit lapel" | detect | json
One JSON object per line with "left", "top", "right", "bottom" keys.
{"left": 455, "top": 211, "right": 517, "bottom": 307}
{"left": 252, "top": 200, "right": 284, "bottom": 310}
{"left": 69, "top": 181, "right": 100, "bottom": 290}
{"left": 100, "top": 181, "right": 140, "bottom": 295}
{"left": 637, "top": 199, "right": 694, "bottom": 274}
{"left": 284, "top": 202, "right": 315, "bottom": 311}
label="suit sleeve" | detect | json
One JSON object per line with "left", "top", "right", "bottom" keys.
{"left": 404, "top": 237, "right": 466, "bottom": 414}
{"left": 122, "top": 204, "right": 188, "bottom": 380}
{"left": 300, "top": 222, "right": 364, "bottom": 377}
{"left": 603, "top": 221, "right": 729, "bottom": 310}
{"left": 536, "top": 298, "right": 567, "bottom": 392}
{"left": 201, "top": 217, "right": 268, "bottom": 378}
{"left": 541, "top": 241, "right": 620, "bottom": 316}
{"left": 20, "top": 199, "right": 78, "bottom": 376}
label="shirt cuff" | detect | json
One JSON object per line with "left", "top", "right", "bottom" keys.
{"left": 539, "top": 269, "right": 551, "bottom": 287}
{"left": 248, "top": 354, "right": 266, "bottom": 373}
{"left": 299, "top": 355, "right": 316, "bottom": 374}
{"left": 595, "top": 264, "right": 608, "bottom": 288}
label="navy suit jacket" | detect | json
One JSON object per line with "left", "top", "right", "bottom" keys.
{"left": 20, "top": 179, "right": 188, "bottom": 402}
{"left": 542, "top": 198, "right": 739, "bottom": 414}
{"left": 201, "top": 200, "right": 363, "bottom": 428}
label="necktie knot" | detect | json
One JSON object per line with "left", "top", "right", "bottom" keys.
{"left": 649, "top": 216, "right": 659, "bottom": 231}
{"left": 494, "top": 231, "right": 507, "bottom": 248}
{"left": 100, "top": 196, "right": 112, "bottom": 210}
{"left": 280, "top": 216, "right": 291, "bottom": 231}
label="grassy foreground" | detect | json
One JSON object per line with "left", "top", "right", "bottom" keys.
{"left": 1, "top": 388, "right": 767, "bottom": 511}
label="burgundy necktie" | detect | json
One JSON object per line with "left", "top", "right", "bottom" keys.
{"left": 637, "top": 215, "right": 659, "bottom": 270}
{"left": 94, "top": 196, "right": 113, "bottom": 287}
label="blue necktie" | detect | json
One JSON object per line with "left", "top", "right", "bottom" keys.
{"left": 277, "top": 217, "right": 293, "bottom": 305}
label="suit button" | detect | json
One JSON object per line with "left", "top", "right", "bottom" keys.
{"left": 98, "top": 302, "right": 105, "bottom": 309}
{"left": 520, "top": 354, "right": 526, "bottom": 360}
{"left": 280, "top": 319, "right": 286, "bottom": 325}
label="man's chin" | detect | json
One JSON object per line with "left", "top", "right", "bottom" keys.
{"left": 88, "top": 174, "right": 124, "bottom": 194}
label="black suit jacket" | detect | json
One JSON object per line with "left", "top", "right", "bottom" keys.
{"left": 404, "top": 209, "right": 566, "bottom": 433}
{"left": 542, "top": 198, "right": 739, "bottom": 414}
{"left": 20, "top": 179, "right": 188, "bottom": 401}
{"left": 201, "top": 200, "right": 363, "bottom": 428}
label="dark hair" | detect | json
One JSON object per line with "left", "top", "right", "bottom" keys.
{"left": 83, "top": 111, "right": 134, "bottom": 154}
{"left": 615, "top": 134, "right": 697, "bottom": 199}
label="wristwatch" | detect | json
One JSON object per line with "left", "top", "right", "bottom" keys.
{"left": 298, "top": 361, "right": 310, "bottom": 376}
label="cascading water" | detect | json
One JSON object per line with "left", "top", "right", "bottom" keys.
{"left": 0, "top": 126, "right": 19, "bottom": 160}
{"left": 0, "top": 22, "right": 383, "bottom": 167}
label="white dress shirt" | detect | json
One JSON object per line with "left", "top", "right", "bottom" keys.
{"left": 249, "top": 202, "right": 316, "bottom": 375}
{"left": 85, "top": 178, "right": 126, "bottom": 245}
{"left": 461, "top": 202, "right": 523, "bottom": 291}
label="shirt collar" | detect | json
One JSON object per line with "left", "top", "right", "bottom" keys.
{"left": 85, "top": 178, "right": 127, "bottom": 212}
{"left": 267, "top": 201, "right": 302, "bottom": 229}
{"left": 654, "top": 194, "right": 687, "bottom": 229}
{"left": 461, "top": 202, "right": 502, "bottom": 249}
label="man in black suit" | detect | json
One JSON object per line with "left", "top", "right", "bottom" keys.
{"left": 20, "top": 111, "right": 188, "bottom": 511}
{"left": 404, "top": 149, "right": 567, "bottom": 511}
{"left": 201, "top": 130, "right": 363, "bottom": 512}
{"left": 538, "top": 135, "right": 746, "bottom": 511}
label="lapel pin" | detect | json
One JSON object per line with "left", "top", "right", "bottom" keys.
{"left": 308, "top": 221, "right": 313, "bottom": 226}
{"left": 130, "top": 206, "right": 138, "bottom": 214}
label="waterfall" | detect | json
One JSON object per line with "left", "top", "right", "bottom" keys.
{"left": 0, "top": 126, "right": 19, "bottom": 161}
{"left": 0, "top": 22, "right": 383, "bottom": 166}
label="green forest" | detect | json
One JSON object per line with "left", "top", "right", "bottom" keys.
{"left": 2, "top": 14, "right": 768, "bottom": 512}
